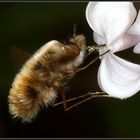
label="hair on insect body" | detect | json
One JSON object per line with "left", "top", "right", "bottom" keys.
{"left": 8, "top": 34, "right": 87, "bottom": 123}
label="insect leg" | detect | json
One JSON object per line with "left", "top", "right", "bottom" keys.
{"left": 53, "top": 91, "right": 112, "bottom": 111}
{"left": 74, "top": 56, "right": 99, "bottom": 73}
{"left": 65, "top": 92, "right": 112, "bottom": 111}
{"left": 60, "top": 89, "right": 67, "bottom": 111}
{"left": 52, "top": 92, "right": 93, "bottom": 107}
{"left": 74, "top": 50, "right": 110, "bottom": 73}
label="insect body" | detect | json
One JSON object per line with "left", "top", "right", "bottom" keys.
{"left": 8, "top": 34, "right": 86, "bottom": 122}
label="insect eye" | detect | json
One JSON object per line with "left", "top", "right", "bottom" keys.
{"left": 68, "top": 42, "right": 78, "bottom": 46}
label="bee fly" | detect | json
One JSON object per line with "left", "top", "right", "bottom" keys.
{"left": 8, "top": 34, "right": 88, "bottom": 123}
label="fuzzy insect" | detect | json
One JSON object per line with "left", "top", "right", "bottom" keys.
{"left": 8, "top": 34, "right": 87, "bottom": 123}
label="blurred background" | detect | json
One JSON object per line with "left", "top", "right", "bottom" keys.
{"left": 0, "top": 2, "right": 140, "bottom": 138}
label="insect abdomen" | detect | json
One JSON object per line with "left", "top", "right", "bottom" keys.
{"left": 8, "top": 57, "right": 57, "bottom": 122}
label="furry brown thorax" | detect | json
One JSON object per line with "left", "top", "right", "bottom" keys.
{"left": 8, "top": 34, "right": 86, "bottom": 123}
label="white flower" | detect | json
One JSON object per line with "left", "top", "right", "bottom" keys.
{"left": 86, "top": 2, "right": 140, "bottom": 99}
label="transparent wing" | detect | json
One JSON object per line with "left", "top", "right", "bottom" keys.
{"left": 10, "top": 46, "right": 31, "bottom": 70}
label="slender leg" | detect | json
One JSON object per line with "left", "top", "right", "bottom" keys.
{"left": 74, "top": 50, "right": 110, "bottom": 73}
{"left": 56, "top": 50, "right": 110, "bottom": 82}
{"left": 53, "top": 91, "right": 96, "bottom": 107}
{"left": 65, "top": 93, "right": 111, "bottom": 111}
{"left": 60, "top": 89, "right": 67, "bottom": 111}
{"left": 56, "top": 56, "right": 99, "bottom": 82}
{"left": 53, "top": 91, "right": 111, "bottom": 111}
{"left": 74, "top": 57, "right": 99, "bottom": 73}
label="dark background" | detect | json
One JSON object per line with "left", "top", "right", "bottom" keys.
{"left": 0, "top": 2, "right": 140, "bottom": 138}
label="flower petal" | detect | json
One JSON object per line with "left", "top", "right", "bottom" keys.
{"left": 128, "top": 10, "right": 140, "bottom": 35}
{"left": 133, "top": 42, "right": 140, "bottom": 54}
{"left": 93, "top": 32, "right": 106, "bottom": 45}
{"left": 86, "top": 2, "right": 136, "bottom": 46}
{"left": 98, "top": 53, "right": 140, "bottom": 99}
{"left": 127, "top": 10, "right": 140, "bottom": 54}
{"left": 98, "top": 33, "right": 140, "bottom": 54}
{"left": 111, "top": 33, "right": 140, "bottom": 53}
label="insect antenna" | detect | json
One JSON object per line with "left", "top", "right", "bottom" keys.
{"left": 73, "top": 23, "right": 77, "bottom": 38}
